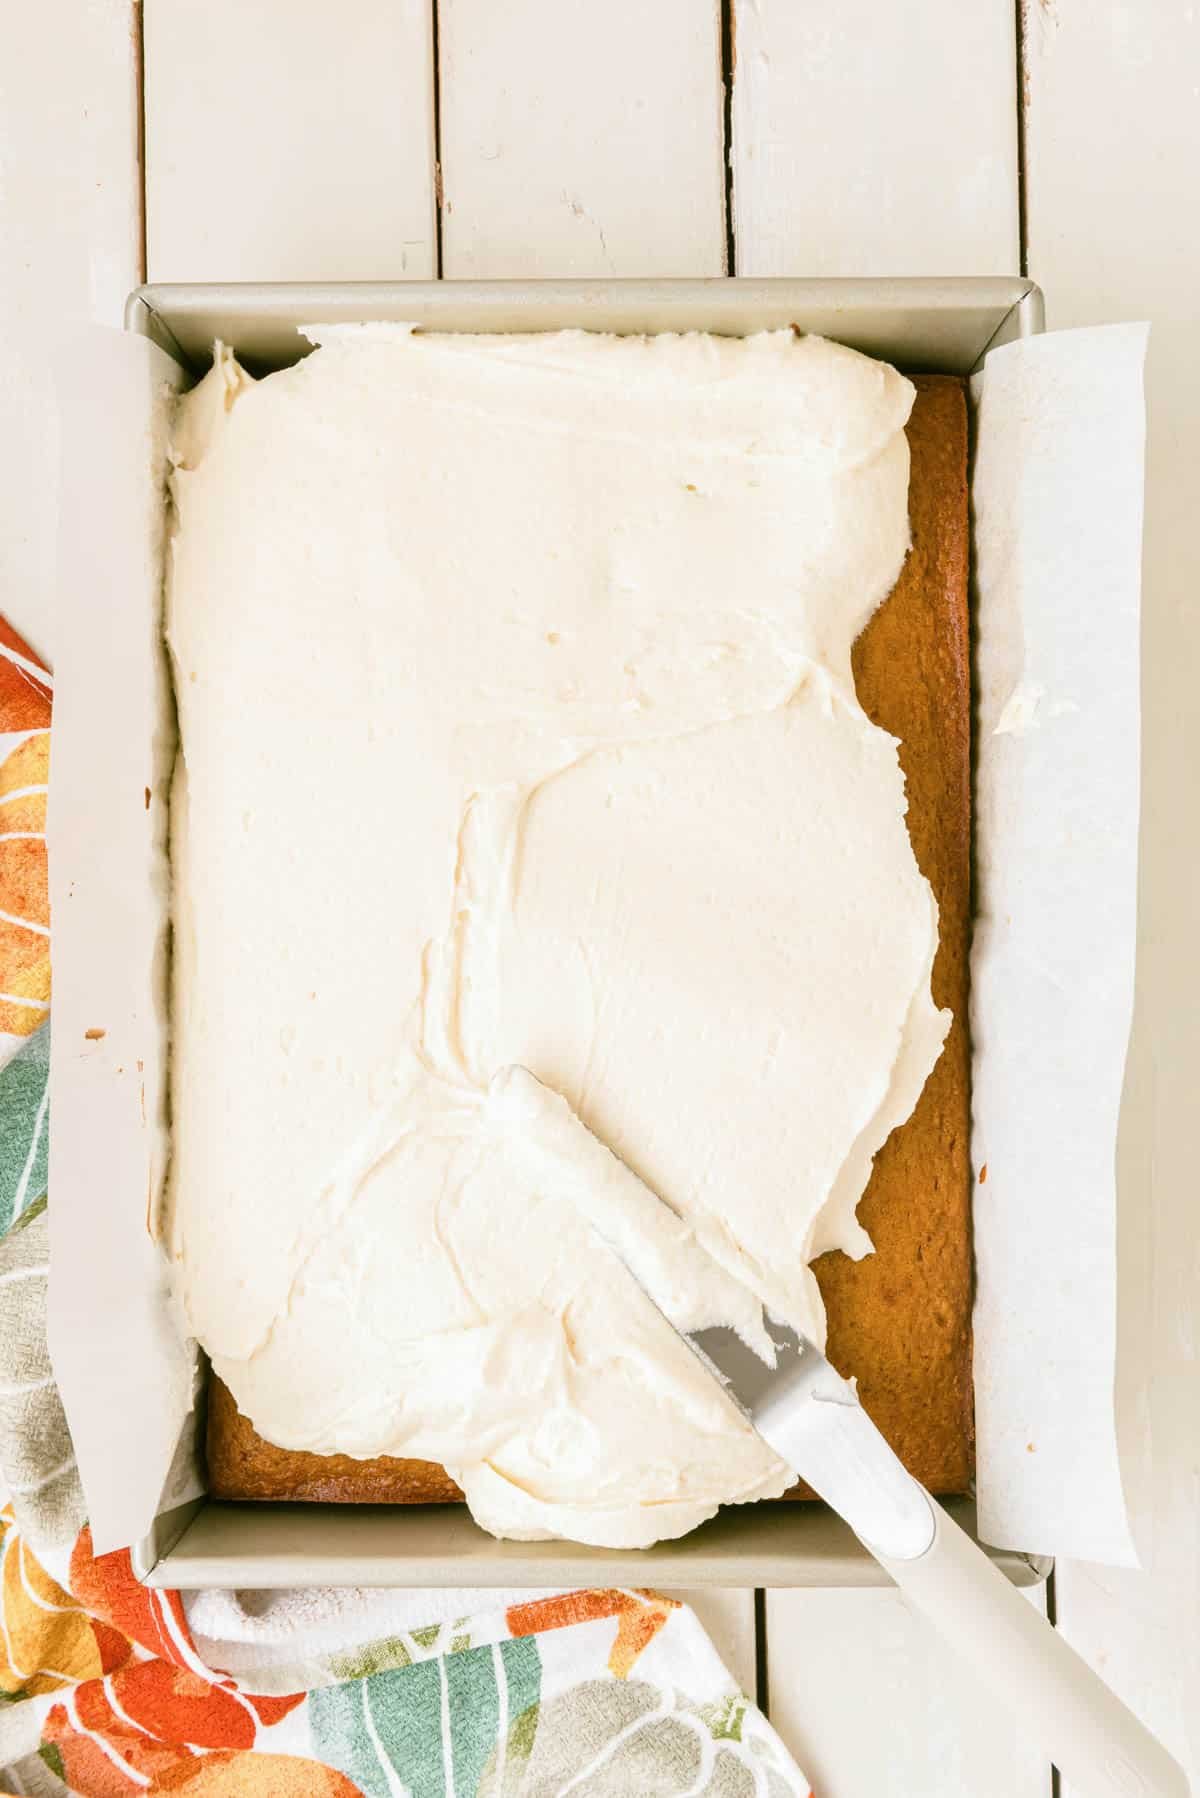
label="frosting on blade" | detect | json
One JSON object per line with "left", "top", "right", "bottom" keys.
{"left": 166, "top": 326, "right": 948, "bottom": 1546}
{"left": 486, "top": 1065, "right": 775, "bottom": 1359}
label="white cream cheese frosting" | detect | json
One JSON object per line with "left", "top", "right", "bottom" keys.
{"left": 165, "top": 326, "right": 949, "bottom": 1547}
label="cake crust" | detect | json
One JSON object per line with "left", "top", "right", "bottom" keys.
{"left": 206, "top": 373, "right": 973, "bottom": 1506}
{"left": 207, "top": 1376, "right": 463, "bottom": 1503}
{"left": 806, "top": 373, "right": 974, "bottom": 1495}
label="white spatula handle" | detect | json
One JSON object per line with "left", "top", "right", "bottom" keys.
{"left": 873, "top": 1501, "right": 1189, "bottom": 1798}
{"left": 753, "top": 1344, "right": 1185, "bottom": 1794}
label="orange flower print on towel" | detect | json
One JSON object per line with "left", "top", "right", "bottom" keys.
{"left": 150, "top": 1754, "right": 359, "bottom": 1798}
{"left": 41, "top": 1674, "right": 314, "bottom": 1798}
{"left": 152, "top": 1751, "right": 364, "bottom": 1795}
{"left": 69, "top": 1528, "right": 198, "bottom": 1669}
{"left": 0, "top": 618, "right": 51, "bottom": 735}
{"left": 0, "top": 733, "right": 50, "bottom": 1038}
{"left": 506, "top": 1587, "right": 681, "bottom": 1678}
{"left": 42, "top": 1707, "right": 362, "bottom": 1798}
{"left": 103, "top": 1662, "right": 260, "bottom": 1750}
{"left": 44, "top": 1671, "right": 309, "bottom": 1793}
{"left": 44, "top": 1686, "right": 204, "bottom": 1793}
{"left": 40, "top": 1531, "right": 309, "bottom": 1796}
{"left": 0, "top": 618, "right": 51, "bottom": 1042}
{"left": 90, "top": 1660, "right": 299, "bottom": 1748}
{"left": 0, "top": 731, "right": 49, "bottom": 837}
{"left": 0, "top": 1509, "right": 126, "bottom": 1698}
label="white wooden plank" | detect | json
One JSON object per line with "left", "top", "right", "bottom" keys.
{"left": 731, "top": 0, "right": 1019, "bottom": 275}
{"left": 1054, "top": 1561, "right": 1198, "bottom": 1798}
{"left": 439, "top": 0, "right": 727, "bottom": 277}
{"left": 766, "top": 1586, "right": 1051, "bottom": 1795}
{"left": 0, "top": 0, "right": 141, "bottom": 664}
{"left": 1023, "top": 3, "right": 1200, "bottom": 1789}
{"left": 143, "top": 0, "right": 436, "bottom": 282}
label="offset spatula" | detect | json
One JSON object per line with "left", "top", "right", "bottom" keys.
{"left": 493, "top": 1068, "right": 1186, "bottom": 1798}
{"left": 691, "top": 1320, "right": 1187, "bottom": 1798}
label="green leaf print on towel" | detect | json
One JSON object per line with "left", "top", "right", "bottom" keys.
{"left": 0, "top": 1022, "right": 49, "bottom": 1235}
{"left": 311, "top": 1635, "right": 540, "bottom": 1798}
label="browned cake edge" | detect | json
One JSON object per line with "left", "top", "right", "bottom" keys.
{"left": 206, "top": 1375, "right": 463, "bottom": 1503}
{"left": 207, "top": 373, "right": 973, "bottom": 1504}
{"left": 802, "top": 373, "right": 974, "bottom": 1496}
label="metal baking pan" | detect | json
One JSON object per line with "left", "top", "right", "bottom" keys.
{"left": 125, "top": 276, "right": 1047, "bottom": 1588}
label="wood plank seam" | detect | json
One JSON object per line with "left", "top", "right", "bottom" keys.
{"left": 133, "top": 0, "right": 147, "bottom": 284}
{"left": 754, "top": 1587, "right": 769, "bottom": 1716}
{"left": 432, "top": 0, "right": 445, "bottom": 278}
{"left": 721, "top": 0, "right": 736, "bottom": 274}
{"left": 1047, "top": 1566, "right": 1062, "bottom": 1798}
{"left": 1015, "top": 0, "right": 1030, "bottom": 276}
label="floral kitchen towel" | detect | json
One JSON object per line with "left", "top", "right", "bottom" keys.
{"left": 0, "top": 613, "right": 813, "bottom": 1796}
{"left": 0, "top": 619, "right": 51, "bottom": 1061}
{"left": 0, "top": 1539, "right": 811, "bottom": 1797}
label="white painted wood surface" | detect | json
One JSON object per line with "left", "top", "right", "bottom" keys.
{"left": 3, "top": 1, "right": 1196, "bottom": 1790}
{"left": 0, "top": 0, "right": 142, "bottom": 666}
{"left": 439, "top": 0, "right": 727, "bottom": 276}
{"left": 144, "top": 0, "right": 437, "bottom": 281}
{"left": 730, "top": 0, "right": 1020, "bottom": 276}
{"left": 1023, "top": 3, "right": 1200, "bottom": 1789}
{"left": 765, "top": 1587, "right": 1050, "bottom": 1797}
